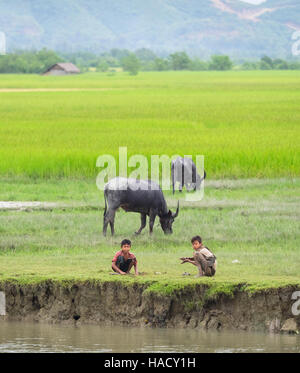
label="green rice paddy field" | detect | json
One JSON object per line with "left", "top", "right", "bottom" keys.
{"left": 0, "top": 71, "right": 299, "bottom": 292}
{"left": 0, "top": 71, "right": 299, "bottom": 178}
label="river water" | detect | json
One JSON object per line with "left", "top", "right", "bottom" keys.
{"left": 0, "top": 322, "right": 299, "bottom": 353}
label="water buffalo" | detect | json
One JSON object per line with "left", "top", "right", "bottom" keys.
{"left": 103, "top": 177, "right": 179, "bottom": 236}
{"left": 171, "top": 157, "right": 206, "bottom": 194}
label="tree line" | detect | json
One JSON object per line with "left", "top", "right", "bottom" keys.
{"left": 0, "top": 48, "right": 299, "bottom": 74}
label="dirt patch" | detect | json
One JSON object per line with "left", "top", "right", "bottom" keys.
{"left": 0, "top": 281, "right": 299, "bottom": 333}
{"left": 0, "top": 201, "right": 97, "bottom": 211}
{"left": 0, "top": 88, "right": 122, "bottom": 92}
{"left": 0, "top": 201, "right": 60, "bottom": 211}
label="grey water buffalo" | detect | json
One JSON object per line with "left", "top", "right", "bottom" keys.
{"left": 103, "top": 177, "right": 179, "bottom": 236}
{"left": 171, "top": 157, "right": 206, "bottom": 194}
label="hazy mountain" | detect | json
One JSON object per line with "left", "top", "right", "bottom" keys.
{"left": 1, "top": 0, "right": 299, "bottom": 59}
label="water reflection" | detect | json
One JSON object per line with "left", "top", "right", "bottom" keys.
{"left": 0, "top": 322, "right": 299, "bottom": 353}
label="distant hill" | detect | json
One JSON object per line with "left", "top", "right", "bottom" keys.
{"left": 0, "top": 0, "right": 299, "bottom": 59}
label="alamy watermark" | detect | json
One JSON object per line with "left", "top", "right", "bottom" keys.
{"left": 96, "top": 147, "right": 205, "bottom": 202}
{"left": 0, "top": 31, "right": 6, "bottom": 55}
{"left": 0, "top": 291, "right": 5, "bottom": 316}
{"left": 291, "top": 31, "right": 300, "bottom": 57}
{"left": 292, "top": 291, "right": 300, "bottom": 316}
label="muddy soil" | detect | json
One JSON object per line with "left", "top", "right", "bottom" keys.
{"left": 0, "top": 281, "right": 299, "bottom": 333}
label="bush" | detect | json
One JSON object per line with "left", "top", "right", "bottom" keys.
{"left": 169, "top": 52, "right": 191, "bottom": 70}
{"left": 0, "top": 48, "right": 61, "bottom": 73}
{"left": 121, "top": 53, "right": 141, "bottom": 75}
{"left": 209, "top": 55, "right": 233, "bottom": 71}
{"left": 260, "top": 60, "right": 272, "bottom": 70}
{"left": 189, "top": 58, "right": 208, "bottom": 71}
{"left": 241, "top": 61, "right": 259, "bottom": 70}
{"left": 152, "top": 58, "right": 170, "bottom": 71}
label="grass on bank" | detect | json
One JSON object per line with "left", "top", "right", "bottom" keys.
{"left": 0, "top": 177, "right": 299, "bottom": 294}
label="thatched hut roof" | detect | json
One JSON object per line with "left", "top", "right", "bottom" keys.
{"left": 43, "top": 62, "right": 80, "bottom": 75}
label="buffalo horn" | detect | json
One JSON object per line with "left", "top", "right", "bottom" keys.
{"left": 172, "top": 201, "right": 179, "bottom": 218}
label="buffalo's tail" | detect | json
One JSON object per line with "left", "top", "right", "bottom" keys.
{"left": 103, "top": 190, "right": 107, "bottom": 218}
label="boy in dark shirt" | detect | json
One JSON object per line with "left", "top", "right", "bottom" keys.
{"left": 112, "top": 239, "right": 138, "bottom": 275}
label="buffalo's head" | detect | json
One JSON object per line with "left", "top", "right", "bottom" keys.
{"left": 159, "top": 201, "right": 179, "bottom": 234}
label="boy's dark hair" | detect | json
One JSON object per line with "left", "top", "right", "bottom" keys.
{"left": 121, "top": 239, "right": 131, "bottom": 247}
{"left": 191, "top": 235, "right": 202, "bottom": 244}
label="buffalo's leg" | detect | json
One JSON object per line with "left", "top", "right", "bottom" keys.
{"left": 103, "top": 210, "right": 109, "bottom": 236}
{"left": 135, "top": 213, "right": 147, "bottom": 235}
{"left": 103, "top": 209, "right": 116, "bottom": 236}
{"left": 171, "top": 167, "right": 175, "bottom": 194}
{"left": 149, "top": 211, "right": 156, "bottom": 235}
{"left": 109, "top": 210, "right": 116, "bottom": 236}
{"left": 179, "top": 168, "right": 184, "bottom": 192}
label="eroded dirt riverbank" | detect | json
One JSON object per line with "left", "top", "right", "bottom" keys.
{"left": 0, "top": 281, "right": 299, "bottom": 334}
